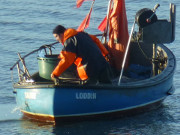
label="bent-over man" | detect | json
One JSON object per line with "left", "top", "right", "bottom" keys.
{"left": 51, "top": 25, "right": 112, "bottom": 84}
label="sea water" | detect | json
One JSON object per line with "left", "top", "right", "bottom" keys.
{"left": 0, "top": 0, "right": 180, "bottom": 134}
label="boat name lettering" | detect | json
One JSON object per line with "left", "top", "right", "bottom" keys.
{"left": 76, "top": 93, "right": 96, "bottom": 99}
{"left": 25, "top": 92, "right": 36, "bottom": 99}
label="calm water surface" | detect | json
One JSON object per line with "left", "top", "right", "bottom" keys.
{"left": 0, "top": 0, "right": 180, "bottom": 134}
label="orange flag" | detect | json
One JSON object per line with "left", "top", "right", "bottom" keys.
{"left": 98, "top": 16, "right": 107, "bottom": 32}
{"left": 108, "top": 0, "right": 129, "bottom": 70}
{"left": 77, "top": 6, "right": 93, "bottom": 31}
{"left": 98, "top": 8, "right": 112, "bottom": 32}
{"left": 76, "top": 0, "right": 85, "bottom": 8}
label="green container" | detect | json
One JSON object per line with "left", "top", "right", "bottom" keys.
{"left": 37, "top": 55, "right": 60, "bottom": 80}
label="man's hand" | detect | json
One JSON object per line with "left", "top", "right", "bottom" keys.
{"left": 51, "top": 74, "right": 60, "bottom": 85}
{"left": 105, "top": 54, "right": 110, "bottom": 62}
{"left": 51, "top": 73, "right": 55, "bottom": 79}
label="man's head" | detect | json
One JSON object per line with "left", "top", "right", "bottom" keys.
{"left": 53, "top": 25, "right": 66, "bottom": 43}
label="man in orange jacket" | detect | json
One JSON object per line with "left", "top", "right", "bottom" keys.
{"left": 51, "top": 25, "right": 112, "bottom": 84}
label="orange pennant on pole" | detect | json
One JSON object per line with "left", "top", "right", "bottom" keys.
{"left": 77, "top": 1, "right": 94, "bottom": 31}
{"left": 77, "top": 9, "right": 92, "bottom": 31}
{"left": 98, "top": 16, "right": 107, "bottom": 32}
{"left": 76, "top": 0, "right": 85, "bottom": 8}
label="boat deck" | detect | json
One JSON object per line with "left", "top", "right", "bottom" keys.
{"left": 14, "top": 43, "right": 175, "bottom": 89}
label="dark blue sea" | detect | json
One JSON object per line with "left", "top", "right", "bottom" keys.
{"left": 0, "top": 0, "right": 180, "bottom": 134}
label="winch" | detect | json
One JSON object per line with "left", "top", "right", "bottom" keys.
{"left": 134, "top": 3, "right": 176, "bottom": 44}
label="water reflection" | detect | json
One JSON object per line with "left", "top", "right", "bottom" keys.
{"left": 19, "top": 118, "right": 54, "bottom": 135}
{"left": 17, "top": 104, "right": 176, "bottom": 135}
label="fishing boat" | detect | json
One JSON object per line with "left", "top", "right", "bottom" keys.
{"left": 10, "top": 1, "right": 176, "bottom": 123}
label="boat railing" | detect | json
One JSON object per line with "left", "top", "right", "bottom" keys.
{"left": 10, "top": 42, "right": 59, "bottom": 82}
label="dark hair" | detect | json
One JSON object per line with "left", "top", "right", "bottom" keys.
{"left": 53, "top": 25, "right": 66, "bottom": 35}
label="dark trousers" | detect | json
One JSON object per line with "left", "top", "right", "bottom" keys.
{"left": 85, "top": 64, "right": 113, "bottom": 85}
{"left": 98, "top": 64, "right": 113, "bottom": 83}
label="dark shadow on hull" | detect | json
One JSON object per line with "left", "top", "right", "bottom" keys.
{"left": 21, "top": 99, "right": 163, "bottom": 125}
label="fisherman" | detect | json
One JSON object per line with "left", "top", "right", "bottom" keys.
{"left": 51, "top": 25, "right": 112, "bottom": 84}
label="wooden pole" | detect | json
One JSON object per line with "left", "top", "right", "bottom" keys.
{"left": 17, "top": 63, "right": 22, "bottom": 81}
{"left": 152, "top": 43, "right": 157, "bottom": 76}
{"left": 18, "top": 53, "right": 31, "bottom": 79}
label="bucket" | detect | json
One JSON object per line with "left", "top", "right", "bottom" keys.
{"left": 37, "top": 55, "right": 60, "bottom": 80}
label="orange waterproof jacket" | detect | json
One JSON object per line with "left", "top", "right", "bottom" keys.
{"left": 52, "top": 29, "right": 109, "bottom": 80}
{"left": 89, "top": 34, "right": 109, "bottom": 57}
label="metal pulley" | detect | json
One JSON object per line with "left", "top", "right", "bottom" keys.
{"left": 135, "top": 8, "right": 157, "bottom": 28}
{"left": 135, "top": 4, "right": 160, "bottom": 28}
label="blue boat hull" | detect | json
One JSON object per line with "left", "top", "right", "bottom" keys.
{"left": 14, "top": 76, "right": 174, "bottom": 122}
{"left": 13, "top": 44, "right": 176, "bottom": 122}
